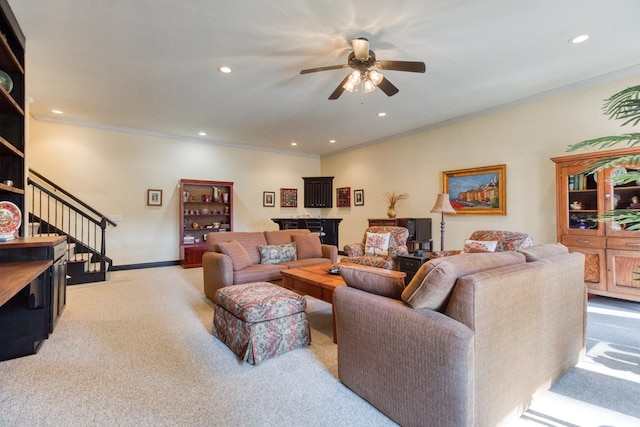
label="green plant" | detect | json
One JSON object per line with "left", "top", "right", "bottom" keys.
{"left": 567, "top": 84, "right": 640, "bottom": 230}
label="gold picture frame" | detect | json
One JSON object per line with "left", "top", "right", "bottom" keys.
{"left": 443, "top": 164, "right": 506, "bottom": 215}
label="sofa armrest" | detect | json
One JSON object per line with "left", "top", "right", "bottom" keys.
{"left": 334, "top": 286, "right": 474, "bottom": 427}
{"left": 202, "top": 251, "right": 234, "bottom": 301}
{"left": 321, "top": 244, "right": 338, "bottom": 263}
{"left": 343, "top": 242, "right": 364, "bottom": 257}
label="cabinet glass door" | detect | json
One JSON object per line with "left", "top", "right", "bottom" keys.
{"left": 563, "top": 164, "right": 602, "bottom": 234}
{"left": 605, "top": 165, "right": 640, "bottom": 238}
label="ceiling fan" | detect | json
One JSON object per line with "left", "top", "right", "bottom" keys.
{"left": 300, "top": 37, "right": 426, "bottom": 100}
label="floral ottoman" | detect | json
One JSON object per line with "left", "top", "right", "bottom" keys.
{"left": 212, "top": 282, "right": 310, "bottom": 365}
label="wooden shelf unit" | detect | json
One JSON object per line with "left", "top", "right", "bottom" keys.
{"left": 179, "top": 179, "right": 233, "bottom": 268}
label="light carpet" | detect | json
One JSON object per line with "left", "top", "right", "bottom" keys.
{"left": 0, "top": 266, "right": 638, "bottom": 426}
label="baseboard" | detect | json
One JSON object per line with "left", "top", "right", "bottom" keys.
{"left": 110, "top": 260, "right": 180, "bottom": 271}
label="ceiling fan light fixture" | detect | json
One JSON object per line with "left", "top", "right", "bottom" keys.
{"left": 348, "top": 71, "right": 361, "bottom": 85}
{"left": 368, "top": 70, "right": 383, "bottom": 85}
{"left": 343, "top": 80, "right": 356, "bottom": 93}
{"left": 363, "top": 78, "right": 376, "bottom": 93}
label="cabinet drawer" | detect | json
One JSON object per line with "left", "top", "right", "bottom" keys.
{"left": 561, "top": 235, "right": 605, "bottom": 248}
{"left": 399, "top": 257, "right": 423, "bottom": 272}
{"left": 607, "top": 237, "right": 640, "bottom": 251}
{"left": 53, "top": 241, "right": 67, "bottom": 261}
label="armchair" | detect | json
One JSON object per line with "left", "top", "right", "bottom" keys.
{"left": 431, "top": 229, "right": 533, "bottom": 259}
{"left": 342, "top": 226, "right": 409, "bottom": 270}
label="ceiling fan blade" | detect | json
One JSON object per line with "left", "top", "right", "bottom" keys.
{"left": 300, "top": 64, "right": 348, "bottom": 74}
{"left": 328, "top": 75, "right": 351, "bottom": 100}
{"left": 377, "top": 77, "right": 399, "bottom": 97}
{"left": 376, "top": 60, "right": 426, "bottom": 73}
{"left": 352, "top": 37, "right": 370, "bottom": 61}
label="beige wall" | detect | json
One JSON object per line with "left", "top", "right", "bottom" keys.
{"left": 320, "top": 73, "right": 639, "bottom": 251}
{"left": 27, "top": 71, "right": 639, "bottom": 265}
{"left": 27, "top": 121, "right": 322, "bottom": 266}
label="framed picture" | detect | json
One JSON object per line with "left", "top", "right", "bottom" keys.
{"left": 280, "top": 188, "right": 297, "bottom": 207}
{"left": 337, "top": 187, "right": 351, "bottom": 207}
{"left": 443, "top": 164, "right": 506, "bottom": 215}
{"left": 263, "top": 191, "right": 275, "bottom": 207}
{"left": 147, "top": 189, "right": 163, "bottom": 206}
{"left": 354, "top": 189, "right": 364, "bottom": 206}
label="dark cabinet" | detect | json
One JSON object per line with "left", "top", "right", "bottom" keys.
{"left": 398, "top": 254, "right": 430, "bottom": 284}
{"left": 0, "top": 236, "right": 67, "bottom": 360}
{"left": 0, "top": 0, "right": 26, "bottom": 236}
{"left": 303, "top": 177, "right": 333, "bottom": 208}
{"left": 271, "top": 218, "right": 342, "bottom": 248}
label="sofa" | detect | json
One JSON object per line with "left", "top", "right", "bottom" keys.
{"left": 202, "top": 229, "right": 337, "bottom": 301}
{"left": 431, "top": 229, "right": 534, "bottom": 258}
{"left": 334, "top": 243, "right": 586, "bottom": 427}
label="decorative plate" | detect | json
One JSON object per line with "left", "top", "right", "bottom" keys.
{"left": 0, "top": 201, "right": 21, "bottom": 234}
{"left": 610, "top": 166, "right": 627, "bottom": 178}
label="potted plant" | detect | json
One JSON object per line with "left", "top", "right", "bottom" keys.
{"left": 568, "top": 84, "right": 640, "bottom": 229}
{"left": 383, "top": 191, "right": 409, "bottom": 218}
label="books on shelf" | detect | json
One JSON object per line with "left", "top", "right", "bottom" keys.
{"left": 568, "top": 173, "right": 591, "bottom": 190}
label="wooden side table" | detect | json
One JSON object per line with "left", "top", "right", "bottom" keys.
{"left": 398, "top": 254, "right": 430, "bottom": 285}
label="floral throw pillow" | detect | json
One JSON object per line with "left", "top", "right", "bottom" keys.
{"left": 462, "top": 239, "right": 498, "bottom": 253}
{"left": 258, "top": 242, "right": 297, "bottom": 264}
{"left": 364, "top": 232, "right": 391, "bottom": 256}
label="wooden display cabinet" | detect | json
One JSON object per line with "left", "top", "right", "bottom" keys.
{"left": 552, "top": 147, "right": 640, "bottom": 301}
{"left": 179, "top": 179, "right": 233, "bottom": 268}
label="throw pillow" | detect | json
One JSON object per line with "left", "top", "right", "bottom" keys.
{"left": 401, "top": 251, "right": 525, "bottom": 312}
{"left": 219, "top": 240, "right": 253, "bottom": 271}
{"left": 340, "top": 265, "right": 405, "bottom": 300}
{"left": 461, "top": 239, "right": 498, "bottom": 253}
{"left": 364, "top": 232, "right": 391, "bottom": 256}
{"left": 258, "top": 242, "right": 297, "bottom": 265}
{"left": 292, "top": 233, "right": 323, "bottom": 259}
{"left": 517, "top": 243, "right": 568, "bottom": 262}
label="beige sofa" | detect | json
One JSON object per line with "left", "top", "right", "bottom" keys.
{"left": 202, "top": 229, "right": 337, "bottom": 301}
{"left": 334, "top": 243, "right": 586, "bottom": 427}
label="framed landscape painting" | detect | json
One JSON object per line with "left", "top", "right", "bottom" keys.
{"left": 443, "top": 164, "right": 506, "bottom": 215}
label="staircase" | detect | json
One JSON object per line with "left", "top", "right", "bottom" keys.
{"left": 27, "top": 169, "right": 116, "bottom": 284}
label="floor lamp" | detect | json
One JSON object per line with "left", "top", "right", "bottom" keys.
{"left": 430, "top": 193, "right": 456, "bottom": 251}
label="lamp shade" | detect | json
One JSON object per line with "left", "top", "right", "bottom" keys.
{"left": 430, "top": 193, "right": 456, "bottom": 214}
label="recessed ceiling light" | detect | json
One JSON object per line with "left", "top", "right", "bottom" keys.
{"left": 377, "top": 112, "right": 387, "bottom": 117}
{"left": 329, "top": 139, "right": 336, "bottom": 143}
{"left": 52, "top": 109, "right": 63, "bottom": 114}
{"left": 198, "top": 131, "right": 207, "bottom": 136}
{"left": 291, "top": 142, "right": 297, "bottom": 146}
{"left": 569, "top": 34, "right": 589, "bottom": 44}
{"left": 218, "top": 66, "right": 232, "bottom": 73}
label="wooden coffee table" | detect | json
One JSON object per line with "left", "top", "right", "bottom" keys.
{"left": 280, "top": 262, "right": 406, "bottom": 343}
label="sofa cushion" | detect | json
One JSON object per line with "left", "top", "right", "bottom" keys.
{"left": 206, "top": 231, "right": 267, "bottom": 265}
{"left": 401, "top": 251, "right": 526, "bottom": 312}
{"left": 517, "top": 243, "right": 568, "bottom": 261}
{"left": 364, "top": 232, "right": 391, "bottom": 256}
{"left": 259, "top": 242, "right": 297, "bottom": 264}
{"left": 293, "top": 233, "right": 323, "bottom": 259}
{"left": 340, "top": 265, "right": 405, "bottom": 300}
{"left": 219, "top": 240, "right": 253, "bottom": 271}
{"left": 462, "top": 239, "right": 498, "bottom": 253}
{"left": 264, "top": 229, "right": 310, "bottom": 245}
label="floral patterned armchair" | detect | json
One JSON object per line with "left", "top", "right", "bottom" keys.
{"left": 430, "top": 229, "right": 533, "bottom": 259}
{"left": 342, "top": 226, "right": 409, "bottom": 270}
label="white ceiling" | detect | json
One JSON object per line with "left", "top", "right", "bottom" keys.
{"left": 8, "top": 0, "right": 640, "bottom": 157}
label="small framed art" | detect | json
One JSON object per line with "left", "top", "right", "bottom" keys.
{"left": 354, "top": 189, "right": 364, "bottom": 206}
{"left": 263, "top": 191, "right": 275, "bottom": 207}
{"left": 147, "top": 189, "right": 163, "bottom": 206}
{"left": 280, "top": 188, "right": 297, "bottom": 207}
{"left": 337, "top": 187, "right": 351, "bottom": 207}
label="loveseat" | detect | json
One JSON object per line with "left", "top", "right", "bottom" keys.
{"left": 202, "top": 229, "right": 337, "bottom": 301}
{"left": 334, "top": 243, "right": 586, "bottom": 427}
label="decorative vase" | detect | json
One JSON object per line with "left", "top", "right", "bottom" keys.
{"left": 387, "top": 207, "right": 396, "bottom": 218}
{"left": 222, "top": 192, "right": 229, "bottom": 203}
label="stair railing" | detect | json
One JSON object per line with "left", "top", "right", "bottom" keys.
{"left": 27, "top": 169, "right": 116, "bottom": 275}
